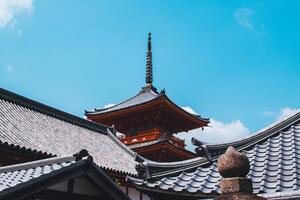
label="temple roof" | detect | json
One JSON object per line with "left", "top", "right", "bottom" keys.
{"left": 199, "top": 111, "right": 300, "bottom": 158}
{"left": 85, "top": 86, "right": 209, "bottom": 131}
{"left": 85, "top": 33, "right": 209, "bottom": 133}
{"left": 0, "top": 151, "right": 130, "bottom": 200}
{"left": 0, "top": 87, "right": 138, "bottom": 176}
{"left": 128, "top": 111, "right": 300, "bottom": 199}
{"left": 86, "top": 86, "right": 161, "bottom": 115}
{"left": 128, "top": 135, "right": 197, "bottom": 161}
{"left": 0, "top": 155, "right": 76, "bottom": 193}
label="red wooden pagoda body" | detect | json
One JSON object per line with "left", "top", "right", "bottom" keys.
{"left": 85, "top": 33, "right": 209, "bottom": 162}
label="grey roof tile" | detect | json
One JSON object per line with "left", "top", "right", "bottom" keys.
{"left": 0, "top": 156, "right": 75, "bottom": 192}
{"left": 86, "top": 86, "right": 160, "bottom": 115}
{"left": 131, "top": 119, "right": 300, "bottom": 197}
{"left": 0, "top": 88, "right": 137, "bottom": 175}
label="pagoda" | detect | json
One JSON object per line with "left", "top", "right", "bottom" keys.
{"left": 85, "top": 33, "right": 209, "bottom": 162}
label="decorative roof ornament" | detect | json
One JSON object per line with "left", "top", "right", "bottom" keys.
{"left": 216, "top": 146, "right": 266, "bottom": 200}
{"left": 146, "top": 32, "right": 153, "bottom": 85}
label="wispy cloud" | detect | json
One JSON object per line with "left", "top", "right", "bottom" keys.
{"left": 262, "top": 111, "right": 275, "bottom": 117}
{"left": 182, "top": 106, "right": 198, "bottom": 115}
{"left": 276, "top": 107, "right": 300, "bottom": 121}
{"left": 262, "top": 107, "right": 300, "bottom": 122}
{"left": 0, "top": 0, "right": 33, "bottom": 29}
{"left": 234, "top": 8, "right": 254, "bottom": 31}
{"left": 178, "top": 107, "right": 250, "bottom": 150}
{"left": 234, "top": 7, "right": 265, "bottom": 35}
{"left": 6, "top": 64, "right": 14, "bottom": 72}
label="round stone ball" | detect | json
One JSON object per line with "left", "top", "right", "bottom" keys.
{"left": 217, "top": 146, "right": 250, "bottom": 178}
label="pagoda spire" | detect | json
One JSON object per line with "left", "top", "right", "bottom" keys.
{"left": 146, "top": 32, "right": 153, "bottom": 85}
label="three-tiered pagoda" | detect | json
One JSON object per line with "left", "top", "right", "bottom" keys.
{"left": 85, "top": 33, "right": 209, "bottom": 161}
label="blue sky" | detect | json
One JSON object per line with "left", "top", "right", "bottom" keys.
{"left": 1, "top": 0, "right": 300, "bottom": 144}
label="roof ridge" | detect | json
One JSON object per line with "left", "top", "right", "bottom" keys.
{"left": 0, "top": 87, "right": 112, "bottom": 134}
{"left": 204, "top": 111, "right": 300, "bottom": 149}
{"left": 0, "top": 155, "right": 75, "bottom": 174}
{"left": 137, "top": 112, "right": 300, "bottom": 179}
{"left": 106, "top": 129, "right": 137, "bottom": 158}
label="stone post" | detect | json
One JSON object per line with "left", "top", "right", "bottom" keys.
{"left": 215, "top": 146, "right": 266, "bottom": 200}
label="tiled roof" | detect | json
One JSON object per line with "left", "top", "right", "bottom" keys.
{"left": 201, "top": 112, "right": 300, "bottom": 158}
{"left": 130, "top": 112, "right": 300, "bottom": 198}
{"left": 0, "top": 156, "right": 76, "bottom": 192}
{"left": 0, "top": 88, "right": 137, "bottom": 175}
{"left": 85, "top": 86, "right": 161, "bottom": 115}
{"left": 0, "top": 151, "right": 131, "bottom": 200}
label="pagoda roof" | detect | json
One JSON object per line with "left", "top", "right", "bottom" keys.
{"left": 128, "top": 111, "right": 300, "bottom": 199}
{"left": 85, "top": 33, "right": 209, "bottom": 132}
{"left": 85, "top": 85, "right": 209, "bottom": 132}
{"left": 128, "top": 136, "right": 197, "bottom": 161}
{"left": 86, "top": 85, "right": 161, "bottom": 115}
{"left": 0, "top": 87, "right": 138, "bottom": 176}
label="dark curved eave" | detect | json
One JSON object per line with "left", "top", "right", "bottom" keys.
{"left": 86, "top": 91, "right": 209, "bottom": 131}
{"left": 132, "top": 139, "right": 197, "bottom": 157}
{"left": 162, "top": 94, "right": 209, "bottom": 125}
{"left": 136, "top": 154, "right": 209, "bottom": 180}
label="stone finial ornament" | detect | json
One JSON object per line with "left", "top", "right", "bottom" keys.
{"left": 215, "top": 146, "right": 266, "bottom": 200}
{"left": 218, "top": 146, "right": 250, "bottom": 178}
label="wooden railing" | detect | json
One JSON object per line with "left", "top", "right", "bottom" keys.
{"left": 118, "top": 129, "right": 185, "bottom": 149}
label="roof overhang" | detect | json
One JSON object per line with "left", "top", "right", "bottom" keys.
{"left": 87, "top": 95, "right": 209, "bottom": 133}
{"left": 132, "top": 140, "right": 197, "bottom": 161}
{"left": 0, "top": 155, "right": 130, "bottom": 200}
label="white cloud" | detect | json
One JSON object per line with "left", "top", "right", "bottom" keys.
{"left": 262, "top": 111, "right": 275, "bottom": 117}
{"left": 234, "top": 8, "right": 254, "bottom": 31}
{"left": 233, "top": 7, "right": 265, "bottom": 35}
{"left": 178, "top": 106, "right": 300, "bottom": 151}
{"left": 0, "top": 0, "right": 33, "bottom": 28}
{"left": 6, "top": 64, "right": 13, "bottom": 72}
{"left": 178, "top": 107, "right": 250, "bottom": 150}
{"left": 262, "top": 107, "right": 300, "bottom": 122}
{"left": 276, "top": 107, "right": 300, "bottom": 121}
{"left": 182, "top": 106, "right": 198, "bottom": 115}
{"left": 104, "top": 103, "right": 115, "bottom": 109}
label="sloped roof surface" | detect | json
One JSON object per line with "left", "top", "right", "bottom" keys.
{"left": 0, "top": 88, "right": 137, "bottom": 175}
{"left": 202, "top": 112, "right": 300, "bottom": 158}
{"left": 0, "top": 154, "right": 131, "bottom": 200}
{"left": 131, "top": 113, "right": 300, "bottom": 196}
{"left": 86, "top": 86, "right": 160, "bottom": 115}
{"left": 0, "top": 156, "right": 75, "bottom": 192}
